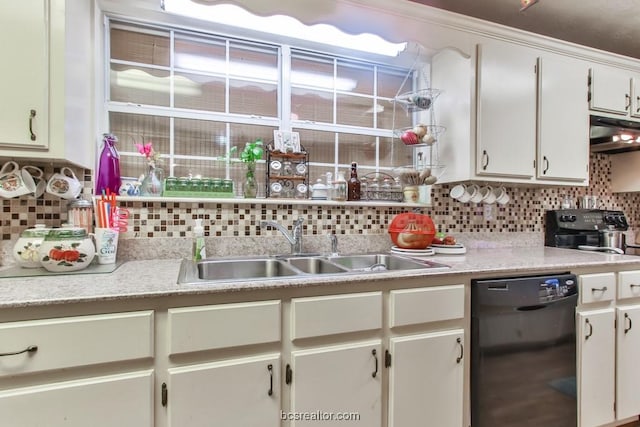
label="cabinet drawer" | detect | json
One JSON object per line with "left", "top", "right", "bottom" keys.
{"left": 389, "top": 285, "right": 464, "bottom": 328}
{"left": 618, "top": 270, "right": 640, "bottom": 300}
{"left": 168, "top": 300, "right": 281, "bottom": 355}
{"left": 579, "top": 273, "right": 616, "bottom": 304}
{"left": 0, "top": 311, "right": 154, "bottom": 377}
{"left": 291, "top": 292, "right": 382, "bottom": 340}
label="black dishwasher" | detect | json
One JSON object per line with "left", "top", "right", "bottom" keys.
{"left": 471, "top": 273, "right": 578, "bottom": 427}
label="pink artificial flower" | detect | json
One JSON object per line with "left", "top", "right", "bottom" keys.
{"left": 135, "top": 142, "right": 154, "bottom": 159}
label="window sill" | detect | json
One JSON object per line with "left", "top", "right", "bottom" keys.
{"left": 113, "top": 195, "right": 430, "bottom": 208}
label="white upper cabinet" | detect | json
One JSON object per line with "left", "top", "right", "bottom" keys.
{"left": 434, "top": 39, "right": 590, "bottom": 186}
{"left": 0, "top": 0, "right": 49, "bottom": 150}
{"left": 475, "top": 40, "right": 537, "bottom": 179}
{"left": 537, "top": 53, "right": 590, "bottom": 181}
{"left": 0, "top": 0, "right": 93, "bottom": 168}
{"left": 589, "top": 65, "right": 640, "bottom": 117}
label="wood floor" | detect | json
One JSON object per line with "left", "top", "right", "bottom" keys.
{"left": 474, "top": 340, "right": 576, "bottom": 427}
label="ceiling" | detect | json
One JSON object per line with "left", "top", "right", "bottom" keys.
{"left": 408, "top": 0, "right": 640, "bottom": 59}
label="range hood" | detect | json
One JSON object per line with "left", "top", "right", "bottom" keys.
{"left": 590, "top": 115, "right": 640, "bottom": 154}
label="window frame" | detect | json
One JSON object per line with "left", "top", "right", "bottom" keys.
{"left": 104, "top": 16, "right": 411, "bottom": 184}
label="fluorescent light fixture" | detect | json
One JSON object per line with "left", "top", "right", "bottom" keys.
{"left": 161, "top": 0, "right": 407, "bottom": 57}
{"left": 175, "top": 53, "right": 357, "bottom": 91}
{"left": 113, "top": 68, "right": 202, "bottom": 95}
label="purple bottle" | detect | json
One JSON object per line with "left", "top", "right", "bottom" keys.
{"left": 95, "top": 133, "right": 121, "bottom": 195}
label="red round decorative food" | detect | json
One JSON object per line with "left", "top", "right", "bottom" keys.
{"left": 388, "top": 213, "right": 436, "bottom": 249}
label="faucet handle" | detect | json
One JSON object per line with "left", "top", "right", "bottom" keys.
{"left": 294, "top": 218, "right": 304, "bottom": 226}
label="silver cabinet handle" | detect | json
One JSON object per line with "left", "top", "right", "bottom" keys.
{"left": 637, "top": 96, "right": 640, "bottom": 113}
{"left": 542, "top": 156, "right": 549, "bottom": 174}
{"left": 267, "top": 364, "right": 273, "bottom": 396}
{"left": 456, "top": 337, "right": 464, "bottom": 363}
{"left": 626, "top": 94, "right": 631, "bottom": 111}
{"left": 585, "top": 318, "right": 593, "bottom": 340}
{"left": 625, "top": 313, "right": 633, "bottom": 334}
{"left": 481, "top": 150, "right": 489, "bottom": 170}
{"left": 371, "top": 349, "right": 378, "bottom": 378}
{"left": 591, "top": 286, "right": 608, "bottom": 293}
{"left": 0, "top": 345, "right": 38, "bottom": 357}
{"left": 29, "top": 109, "right": 37, "bottom": 141}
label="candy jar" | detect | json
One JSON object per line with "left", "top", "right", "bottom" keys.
{"left": 39, "top": 226, "right": 95, "bottom": 272}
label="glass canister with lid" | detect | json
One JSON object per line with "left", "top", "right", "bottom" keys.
{"left": 67, "top": 199, "right": 94, "bottom": 234}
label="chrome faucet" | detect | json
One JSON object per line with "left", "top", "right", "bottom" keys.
{"left": 328, "top": 233, "right": 338, "bottom": 256}
{"left": 260, "top": 218, "right": 304, "bottom": 254}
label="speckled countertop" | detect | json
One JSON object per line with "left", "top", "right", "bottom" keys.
{"left": 1, "top": 247, "right": 639, "bottom": 308}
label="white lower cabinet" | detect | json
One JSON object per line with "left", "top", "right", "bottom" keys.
{"left": 577, "top": 308, "right": 616, "bottom": 427}
{"left": 290, "top": 341, "right": 383, "bottom": 426}
{"left": 167, "top": 353, "right": 281, "bottom": 427}
{"left": 616, "top": 304, "right": 640, "bottom": 420}
{"left": 0, "top": 310, "right": 155, "bottom": 426}
{"left": 387, "top": 285, "right": 465, "bottom": 427}
{"left": 164, "top": 300, "right": 282, "bottom": 426}
{"left": 577, "top": 271, "right": 640, "bottom": 427}
{"left": 388, "top": 329, "right": 464, "bottom": 427}
{"left": 0, "top": 370, "right": 154, "bottom": 427}
{"left": 615, "top": 270, "right": 640, "bottom": 421}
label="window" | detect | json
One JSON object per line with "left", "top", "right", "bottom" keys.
{"left": 106, "top": 19, "right": 412, "bottom": 191}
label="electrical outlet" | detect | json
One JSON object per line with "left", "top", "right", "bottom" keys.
{"left": 484, "top": 203, "right": 495, "bottom": 221}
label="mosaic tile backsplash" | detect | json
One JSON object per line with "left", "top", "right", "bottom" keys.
{"left": 1, "top": 154, "right": 640, "bottom": 263}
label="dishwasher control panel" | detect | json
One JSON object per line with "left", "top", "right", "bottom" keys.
{"left": 472, "top": 272, "right": 578, "bottom": 308}
{"left": 538, "top": 276, "right": 577, "bottom": 302}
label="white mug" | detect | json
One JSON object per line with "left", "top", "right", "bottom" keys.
{"left": 23, "top": 165, "right": 46, "bottom": 199}
{"left": 468, "top": 184, "right": 483, "bottom": 203}
{"left": 493, "top": 186, "right": 510, "bottom": 205}
{"left": 0, "top": 161, "right": 36, "bottom": 198}
{"left": 480, "top": 185, "right": 496, "bottom": 204}
{"left": 46, "top": 167, "right": 83, "bottom": 200}
{"left": 450, "top": 183, "right": 477, "bottom": 203}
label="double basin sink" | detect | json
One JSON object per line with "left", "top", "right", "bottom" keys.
{"left": 178, "top": 253, "right": 450, "bottom": 285}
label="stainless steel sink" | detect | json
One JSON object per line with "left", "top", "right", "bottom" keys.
{"left": 197, "top": 258, "right": 300, "bottom": 281}
{"left": 177, "top": 252, "right": 449, "bottom": 284}
{"left": 328, "top": 253, "right": 439, "bottom": 271}
{"left": 284, "top": 256, "right": 349, "bottom": 274}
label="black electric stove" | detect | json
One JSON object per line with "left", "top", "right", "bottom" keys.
{"left": 545, "top": 209, "right": 629, "bottom": 249}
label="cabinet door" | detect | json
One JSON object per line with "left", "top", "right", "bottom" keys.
{"left": 167, "top": 353, "right": 281, "bottom": 427}
{"left": 577, "top": 309, "right": 615, "bottom": 427}
{"left": 616, "top": 305, "right": 640, "bottom": 420}
{"left": 0, "top": 370, "right": 153, "bottom": 427}
{"left": 537, "top": 54, "right": 589, "bottom": 182}
{"left": 290, "top": 341, "right": 382, "bottom": 426}
{"left": 0, "top": 0, "right": 48, "bottom": 148}
{"left": 388, "top": 330, "right": 464, "bottom": 427}
{"left": 589, "top": 65, "right": 631, "bottom": 115}
{"left": 631, "top": 75, "right": 640, "bottom": 119}
{"left": 476, "top": 41, "right": 536, "bottom": 178}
